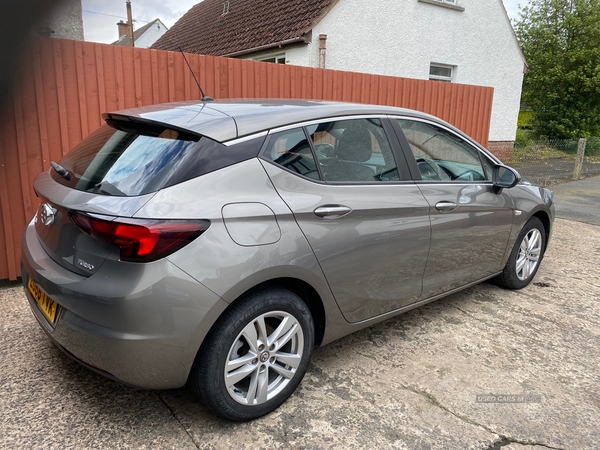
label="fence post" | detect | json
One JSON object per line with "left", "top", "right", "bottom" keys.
{"left": 572, "top": 138, "right": 587, "bottom": 181}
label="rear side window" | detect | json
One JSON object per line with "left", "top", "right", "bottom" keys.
{"left": 51, "top": 123, "right": 264, "bottom": 196}
{"left": 262, "top": 128, "right": 321, "bottom": 180}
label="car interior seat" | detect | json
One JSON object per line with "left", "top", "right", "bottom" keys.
{"left": 324, "top": 124, "right": 375, "bottom": 182}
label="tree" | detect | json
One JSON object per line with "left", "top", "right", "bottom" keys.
{"left": 515, "top": 0, "right": 600, "bottom": 139}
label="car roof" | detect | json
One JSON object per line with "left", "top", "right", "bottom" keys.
{"left": 103, "top": 100, "right": 443, "bottom": 143}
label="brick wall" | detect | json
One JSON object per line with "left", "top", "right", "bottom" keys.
{"left": 488, "top": 141, "right": 515, "bottom": 161}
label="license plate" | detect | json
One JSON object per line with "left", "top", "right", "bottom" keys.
{"left": 27, "top": 278, "right": 58, "bottom": 323}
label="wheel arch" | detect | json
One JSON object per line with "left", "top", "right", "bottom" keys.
{"left": 191, "top": 275, "right": 328, "bottom": 379}
{"left": 531, "top": 210, "right": 551, "bottom": 252}
{"left": 233, "top": 277, "right": 326, "bottom": 347}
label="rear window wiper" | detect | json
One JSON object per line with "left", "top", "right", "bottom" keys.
{"left": 50, "top": 161, "right": 72, "bottom": 181}
{"left": 88, "top": 181, "right": 126, "bottom": 196}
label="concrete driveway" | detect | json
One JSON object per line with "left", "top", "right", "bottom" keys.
{"left": 1, "top": 217, "right": 599, "bottom": 450}
{"left": 552, "top": 175, "right": 600, "bottom": 226}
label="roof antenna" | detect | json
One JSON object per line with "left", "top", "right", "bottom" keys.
{"left": 178, "top": 46, "right": 214, "bottom": 102}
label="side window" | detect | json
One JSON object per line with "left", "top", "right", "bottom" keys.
{"left": 397, "top": 119, "right": 490, "bottom": 182}
{"left": 307, "top": 118, "right": 400, "bottom": 183}
{"left": 262, "top": 128, "right": 321, "bottom": 180}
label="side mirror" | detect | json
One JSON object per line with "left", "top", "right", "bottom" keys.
{"left": 492, "top": 165, "right": 520, "bottom": 190}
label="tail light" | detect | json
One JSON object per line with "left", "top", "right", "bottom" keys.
{"left": 70, "top": 212, "right": 210, "bottom": 262}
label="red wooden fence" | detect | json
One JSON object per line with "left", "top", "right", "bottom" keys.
{"left": 0, "top": 37, "right": 494, "bottom": 280}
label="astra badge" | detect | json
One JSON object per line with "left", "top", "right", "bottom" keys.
{"left": 78, "top": 259, "right": 95, "bottom": 271}
{"left": 41, "top": 203, "right": 57, "bottom": 226}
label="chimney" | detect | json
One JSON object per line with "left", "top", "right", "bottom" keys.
{"left": 117, "top": 20, "right": 129, "bottom": 39}
{"left": 319, "top": 34, "right": 327, "bottom": 69}
{"left": 126, "top": 0, "right": 134, "bottom": 47}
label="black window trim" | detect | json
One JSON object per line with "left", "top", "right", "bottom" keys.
{"left": 302, "top": 126, "right": 326, "bottom": 182}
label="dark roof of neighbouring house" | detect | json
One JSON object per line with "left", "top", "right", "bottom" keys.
{"left": 113, "top": 18, "right": 166, "bottom": 46}
{"left": 151, "top": 0, "right": 339, "bottom": 56}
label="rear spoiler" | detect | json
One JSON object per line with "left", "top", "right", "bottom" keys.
{"left": 102, "top": 113, "right": 203, "bottom": 142}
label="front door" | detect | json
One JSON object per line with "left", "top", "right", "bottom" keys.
{"left": 393, "top": 118, "right": 515, "bottom": 297}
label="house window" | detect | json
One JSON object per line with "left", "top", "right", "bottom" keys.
{"left": 429, "top": 63, "right": 454, "bottom": 82}
{"left": 258, "top": 54, "right": 286, "bottom": 64}
{"left": 418, "top": 0, "right": 464, "bottom": 12}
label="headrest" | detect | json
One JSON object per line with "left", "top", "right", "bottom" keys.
{"left": 336, "top": 125, "right": 373, "bottom": 162}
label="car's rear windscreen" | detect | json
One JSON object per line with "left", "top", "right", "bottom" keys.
{"left": 50, "top": 121, "right": 265, "bottom": 196}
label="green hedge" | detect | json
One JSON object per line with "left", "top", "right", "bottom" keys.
{"left": 586, "top": 137, "right": 600, "bottom": 156}
{"left": 518, "top": 110, "right": 534, "bottom": 129}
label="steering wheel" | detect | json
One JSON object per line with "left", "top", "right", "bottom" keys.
{"left": 416, "top": 158, "right": 441, "bottom": 181}
{"left": 455, "top": 170, "right": 484, "bottom": 181}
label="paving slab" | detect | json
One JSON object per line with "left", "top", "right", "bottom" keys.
{"left": 1, "top": 218, "right": 599, "bottom": 449}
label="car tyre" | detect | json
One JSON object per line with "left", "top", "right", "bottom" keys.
{"left": 494, "top": 217, "right": 545, "bottom": 290}
{"left": 190, "top": 287, "right": 314, "bottom": 421}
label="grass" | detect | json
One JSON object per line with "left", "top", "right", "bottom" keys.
{"left": 511, "top": 141, "right": 577, "bottom": 165}
{"left": 510, "top": 130, "right": 600, "bottom": 164}
{"left": 511, "top": 144, "right": 575, "bottom": 164}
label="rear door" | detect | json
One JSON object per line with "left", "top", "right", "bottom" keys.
{"left": 261, "top": 117, "right": 431, "bottom": 323}
{"left": 392, "top": 118, "right": 515, "bottom": 297}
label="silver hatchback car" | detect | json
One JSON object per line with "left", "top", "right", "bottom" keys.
{"left": 22, "top": 100, "right": 554, "bottom": 421}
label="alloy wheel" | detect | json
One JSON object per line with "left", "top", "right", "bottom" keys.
{"left": 224, "top": 311, "right": 304, "bottom": 406}
{"left": 516, "top": 228, "right": 542, "bottom": 281}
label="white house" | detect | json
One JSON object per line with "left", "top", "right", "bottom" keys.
{"left": 114, "top": 18, "right": 168, "bottom": 49}
{"left": 33, "top": 0, "right": 84, "bottom": 40}
{"left": 153, "top": 0, "right": 526, "bottom": 152}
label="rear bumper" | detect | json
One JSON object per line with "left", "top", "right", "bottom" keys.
{"left": 21, "top": 219, "right": 228, "bottom": 389}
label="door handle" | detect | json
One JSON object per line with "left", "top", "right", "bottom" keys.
{"left": 435, "top": 201, "right": 458, "bottom": 213}
{"left": 314, "top": 205, "right": 352, "bottom": 218}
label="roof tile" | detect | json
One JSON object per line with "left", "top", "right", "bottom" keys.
{"left": 151, "top": 0, "right": 338, "bottom": 56}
